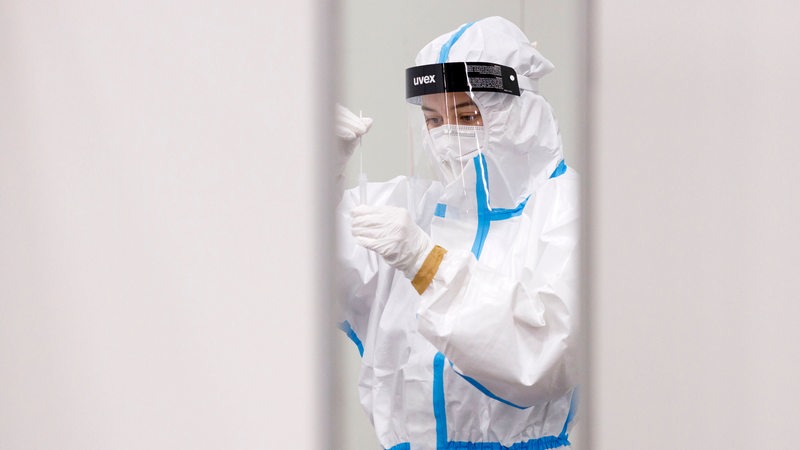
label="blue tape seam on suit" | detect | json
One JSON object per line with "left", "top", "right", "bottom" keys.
{"left": 438, "top": 22, "right": 476, "bottom": 63}
{"left": 433, "top": 352, "right": 449, "bottom": 449}
{"left": 449, "top": 360, "right": 528, "bottom": 409}
{"left": 386, "top": 444, "right": 410, "bottom": 450}
{"left": 471, "top": 157, "right": 567, "bottom": 259}
{"left": 558, "top": 388, "right": 578, "bottom": 440}
{"left": 338, "top": 320, "right": 364, "bottom": 357}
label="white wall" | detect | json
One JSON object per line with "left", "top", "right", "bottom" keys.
{"left": 0, "top": 1, "right": 330, "bottom": 449}
{"left": 590, "top": 1, "right": 800, "bottom": 448}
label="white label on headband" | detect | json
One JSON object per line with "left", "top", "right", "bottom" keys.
{"left": 413, "top": 75, "right": 437, "bottom": 86}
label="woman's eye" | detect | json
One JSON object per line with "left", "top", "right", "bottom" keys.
{"left": 425, "top": 117, "right": 442, "bottom": 128}
{"left": 459, "top": 114, "right": 480, "bottom": 123}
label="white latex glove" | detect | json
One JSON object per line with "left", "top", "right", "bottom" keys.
{"left": 334, "top": 104, "right": 373, "bottom": 169}
{"left": 351, "top": 205, "right": 434, "bottom": 279}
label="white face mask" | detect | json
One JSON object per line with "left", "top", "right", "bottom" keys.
{"left": 423, "top": 124, "right": 486, "bottom": 185}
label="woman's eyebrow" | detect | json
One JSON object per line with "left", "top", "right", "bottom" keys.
{"left": 421, "top": 101, "right": 478, "bottom": 113}
{"left": 450, "top": 101, "right": 478, "bottom": 111}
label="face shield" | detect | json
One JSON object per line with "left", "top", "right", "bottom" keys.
{"left": 405, "top": 62, "right": 523, "bottom": 217}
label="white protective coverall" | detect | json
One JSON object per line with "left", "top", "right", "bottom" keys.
{"left": 337, "top": 16, "right": 579, "bottom": 450}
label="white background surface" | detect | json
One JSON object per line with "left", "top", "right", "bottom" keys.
{"left": 590, "top": 1, "right": 800, "bottom": 448}
{"left": 0, "top": 1, "right": 331, "bottom": 448}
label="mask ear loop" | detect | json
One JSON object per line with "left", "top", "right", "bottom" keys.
{"left": 453, "top": 95, "right": 470, "bottom": 201}
{"left": 463, "top": 62, "right": 492, "bottom": 213}
{"left": 437, "top": 66, "right": 469, "bottom": 204}
{"left": 423, "top": 91, "right": 460, "bottom": 189}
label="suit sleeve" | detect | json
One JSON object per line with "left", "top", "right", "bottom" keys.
{"left": 415, "top": 179, "right": 580, "bottom": 407}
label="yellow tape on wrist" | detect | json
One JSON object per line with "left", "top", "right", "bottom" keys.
{"left": 411, "top": 245, "right": 447, "bottom": 295}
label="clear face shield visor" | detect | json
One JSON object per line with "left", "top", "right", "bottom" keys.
{"left": 405, "top": 62, "right": 522, "bottom": 215}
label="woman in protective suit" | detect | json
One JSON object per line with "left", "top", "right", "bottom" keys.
{"left": 335, "top": 16, "right": 579, "bottom": 450}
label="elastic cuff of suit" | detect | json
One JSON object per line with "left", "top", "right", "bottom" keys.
{"left": 411, "top": 245, "right": 447, "bottom": 294}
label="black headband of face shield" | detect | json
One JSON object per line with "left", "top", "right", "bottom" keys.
{"left": 405, "top": 62, "right": 521, "bottom": 104}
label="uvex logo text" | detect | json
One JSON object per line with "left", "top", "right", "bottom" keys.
{"left": 412, "top": 75, "right": 436, "bottom": 86}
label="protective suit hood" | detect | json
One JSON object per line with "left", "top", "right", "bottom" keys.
{"left": 413, "top": 16, "right": 565, "bottom": 211}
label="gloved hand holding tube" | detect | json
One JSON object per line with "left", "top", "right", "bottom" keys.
{"left": 351, "top": 205, "right": 436, "bottom": 280}
{"left": 334, "top": 104, "right": 372, "bottom": 175}
{"left": 334, "top": 104, "right": 372, "bottom": 202}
